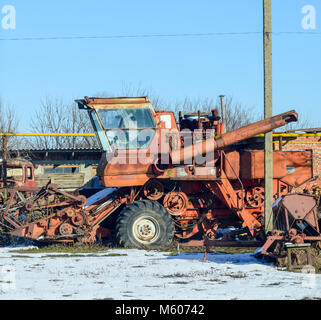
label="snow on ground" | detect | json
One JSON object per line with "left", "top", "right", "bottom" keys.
{"left": 0, "top": 245, "right": 319, "bottom": 300}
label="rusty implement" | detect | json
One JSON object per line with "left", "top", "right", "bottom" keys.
{"left": 0, "top": 182, "right": 120, "bottom": 243}
{"left": 259, "top": 194, "right": 321, "bottom": 272}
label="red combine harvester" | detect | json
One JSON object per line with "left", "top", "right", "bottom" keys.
{"left": 0, "top": 96, "right": 320, "bottom": 270}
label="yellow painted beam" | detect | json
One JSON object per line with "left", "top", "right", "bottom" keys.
{"left": 274, "top": 141, "right": 321, "bottom": 144}
{"left": 0, "top": 132, "right": 320, "bottom": 138}
{"left": 257, "top": 133, "right": 321, "bottom": 137}
{"left": 0, "top": 133, "right": 95, "bottom": 137}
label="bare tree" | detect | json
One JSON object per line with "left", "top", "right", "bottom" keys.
{"left": 0, "top": 99, "right": 21, "bottom": 152}
{"left": 282, "top": 112, "right": 316, "bottom": 132}
{"left": 120, "top": 82, "right": 165, "bottom": 110}
{"left": 167, "top": 95, "right": 259, "bottom": 131}
{"left": 222, "top": 96, "right": 261, "bottom": 131}
{"left": 29, "top": 97, "right": 97, "bottom": 149}
{"left": 93, "top": 82, "right": 165, "bottom": 110}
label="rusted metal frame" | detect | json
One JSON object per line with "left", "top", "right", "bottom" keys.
{"left": 85, "top": 191, "right": 117, "bottom": 213}
{"left": 47, "top": 184, "right": 85, "bottom": 204}
{"left": 261, "top": 234, "right": 321, "bottom": 255}
{"left": 284, "top": 207, "right": 290, "bottom": 231}
{"left": 29, "top": 201, "right": 78, "bottom": 211}
{"left": 0, "top": 219, "right": 14, "bottom": 231}
{"left": 43, "top": 234, "right": 85, "bottom": 240}
{"left": 221, "top": 150, "right": 245, "bottom": 208}
{"left": 309, "top": 203, "right": 320, "bottom": 234}
{"left": 26, "top": 187, "right": 51, "bottom": 205}
{"left": 2, "top": 190, "right": 22, "bottom": 229}
{"left": 9, "top": 213, "right": 56, "bottom": 237}
{"left": 273, "top": 203, "right": 283, "bottom": 230}
{"left": 286, "top": 245, "right": 313, "bottom": 271}
{"left": 206, "top": 172, "right": 261, "bottom": 236}
{"left": 1, "top": 184, "right": 88, "bottom": 238}
{"left": 84, "top": 188, "right": 125, "bottom": 229}
{"left": 260, "top": 235, "right": 284, "bottom": 255}
{"left": 23, "top": 188, "right": 73, "bottom": 212}
{"left": 130, "top": 186, "right": 135, "bottom": 203}
{"left": 88, "top": 198, "right": 115, "bottom": 218}
{"left": 174, "top": 213, "right": 206, "bottom": 239}
{"left": 302, "top": 236, "right": 321, "bottom": 240}
{"left": 2, "top": 135, "right": 7, "bottom": 200}
{"left": 126, "top": 185, "right": 144, "bottom": 204}
{"left": 89, "top": 201, "right": 123, "bottom": 230}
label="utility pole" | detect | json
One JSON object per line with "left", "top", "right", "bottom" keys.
{"left": 263, "top": 0, "right": 273, "bottom": 232}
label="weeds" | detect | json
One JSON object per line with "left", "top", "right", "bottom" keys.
{"left": 10, "top": 243, "right": 107, "bottom": 254}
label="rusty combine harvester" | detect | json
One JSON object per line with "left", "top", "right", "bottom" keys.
{"left": 0, "top": 96, "right": 320, "bottom": 270}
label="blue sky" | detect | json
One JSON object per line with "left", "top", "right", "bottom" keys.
{"left": 0, "top": 0, "right": 320, "bottom": 131}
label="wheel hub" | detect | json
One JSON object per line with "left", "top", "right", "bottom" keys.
{"left": 132, "top": 216, "right": 160, "bottom": 243}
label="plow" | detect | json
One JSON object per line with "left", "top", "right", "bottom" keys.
{"left": 0, "top": 96, "right": 320, "bottom": 272}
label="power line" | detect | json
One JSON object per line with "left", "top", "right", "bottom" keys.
{"left": 0, "top": 31, "right": 320, "bottom": 41}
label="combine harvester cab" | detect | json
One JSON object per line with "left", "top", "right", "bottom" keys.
{"left": 0, "top": 159, "right": 36, "bottom": 189}
{"left": 0, "top": 159, "right": 37, "bottom": 205}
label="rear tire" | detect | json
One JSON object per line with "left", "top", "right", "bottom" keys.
{"left": 116, "top": 200, "right": 174, "bottom": 248}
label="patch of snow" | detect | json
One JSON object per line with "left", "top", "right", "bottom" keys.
{"left": 0, "top": 245, "right": 319, "bottom": 300}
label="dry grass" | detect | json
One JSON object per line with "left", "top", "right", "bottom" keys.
{"left": 10, "top": 243, "right": 107, "bottom": 254}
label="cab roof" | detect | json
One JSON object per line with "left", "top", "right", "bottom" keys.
{"left": 75, "top": 96, "right": 152, "bottom": 110}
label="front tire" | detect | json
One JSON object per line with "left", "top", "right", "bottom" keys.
{"left": 116, "top": 200, "right": 174, "bottom": 248}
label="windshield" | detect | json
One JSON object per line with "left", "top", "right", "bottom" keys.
{"left": 98, "top": 108, "right": 155, "bottom": 129}
{"left": 96, "top": 108, "right": 156, "bottom": 150}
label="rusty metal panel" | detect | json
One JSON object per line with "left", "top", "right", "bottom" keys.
{"left": 239, "top": 150, "right": 313, "bottom": 187}
{"left": 282, "top": 194, "right": 319, "bottom": 232}
{"left": 240, "top": 150, "right": 287, "bottom": 179}
{"left": 223, "top": 151, "right": 240, "bottom": 179}
{"left": 280, "top": 150, "right": 313, "bottom": 187}
{"left": 272, "top": 193, "right": 320, "bottom": 235}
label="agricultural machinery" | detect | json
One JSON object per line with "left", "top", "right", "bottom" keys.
{"left": 0, "top": 96, "right": 320, "bottom": 270}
